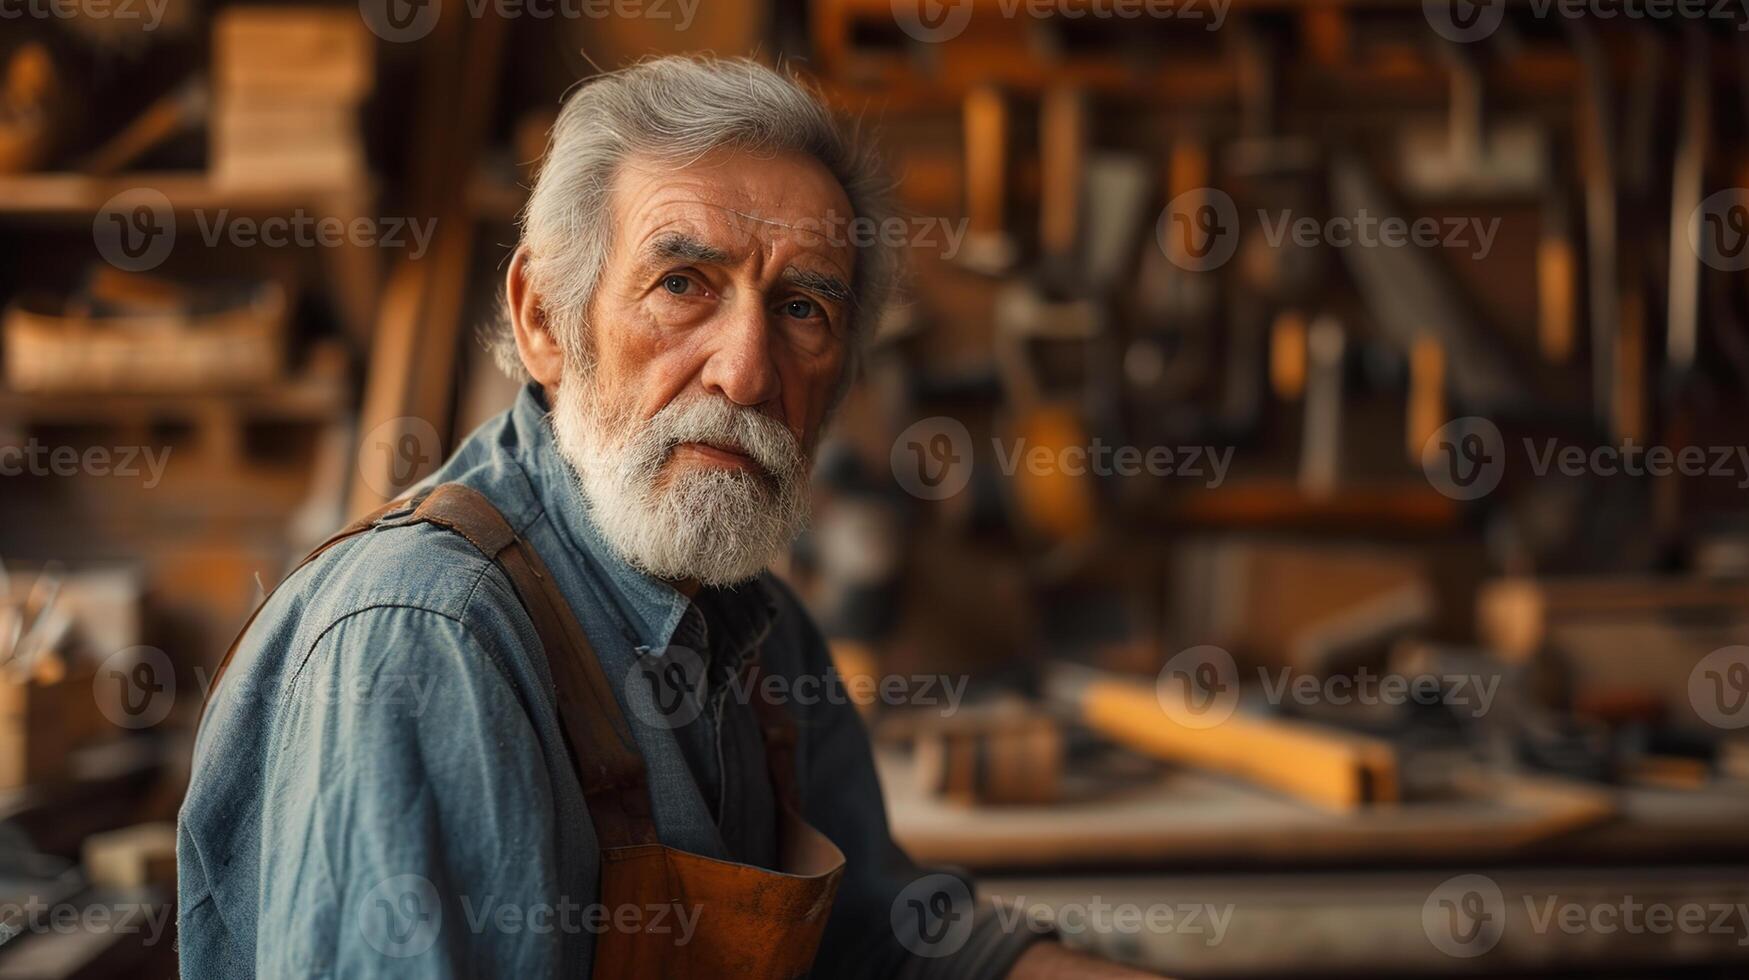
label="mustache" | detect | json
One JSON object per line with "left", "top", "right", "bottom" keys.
{"left": 633, "top": 395, "right": 804, "bottom": 482}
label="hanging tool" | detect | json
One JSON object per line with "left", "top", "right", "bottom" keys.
{"left": 961, "top": 85, "right": 1016, "bottom": 274}
{"left": 1329, "top": 152, "right": 1533, "bottom": 414}
{"left": 1664, "top": 27, "right": 1710, "bottom": 382}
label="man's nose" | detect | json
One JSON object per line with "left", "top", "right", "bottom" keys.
{"left": 700, "top": 298, "right": 781, "bottom": 408}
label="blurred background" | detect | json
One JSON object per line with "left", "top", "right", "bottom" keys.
{"left": 3, "top": 0, "right": 1749, "bottom": 976}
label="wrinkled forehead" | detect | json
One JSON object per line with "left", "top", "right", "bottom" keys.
{"left": 609, "top": 151, "right": 858, "bottom": 278}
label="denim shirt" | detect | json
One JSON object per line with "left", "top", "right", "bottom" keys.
{"left": 177, "top": 383, "right": 1035, "bottom": 979}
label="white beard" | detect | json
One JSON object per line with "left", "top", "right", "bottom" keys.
{"left": 550, "top": 372, "right": 811, "bottom": 587}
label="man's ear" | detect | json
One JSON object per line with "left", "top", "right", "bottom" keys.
{"left": 507, "top": 247, "right": 566, "bottom": 388}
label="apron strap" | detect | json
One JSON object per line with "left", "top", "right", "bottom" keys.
{"left": 409, "top": 483, "right": 659, "bottom": 848}
{"left": 744, "top": 665, "right": 804, "bottom": 814}
{"left": 199, "top": 489, "right": 436, "bottom": 719}
{"left": 203, "top": 481, "right": 807, "bottom": 850}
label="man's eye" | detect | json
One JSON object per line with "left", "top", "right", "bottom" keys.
{"left": 661, "top": 274, "right": 693, "bottom": 295}
{"left": 780, "top": 299, "right": 820, "bottom": 319}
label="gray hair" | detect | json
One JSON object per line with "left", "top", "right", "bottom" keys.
{"left": 487, "top": 56, "right": 897, "bottom": 380}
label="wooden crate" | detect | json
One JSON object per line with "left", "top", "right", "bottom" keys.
{"left": 0, "top": 671, "right": 86, "bottom": 790}
{"left": 3, "top": 283, "right": 286, "bottom": 393}
{"left": 212, "top": 7, "right": 373, "bottom": 102}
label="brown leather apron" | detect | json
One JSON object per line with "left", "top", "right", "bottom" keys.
{"left": 205, "top": 483, "right": 846, "bottom": 978}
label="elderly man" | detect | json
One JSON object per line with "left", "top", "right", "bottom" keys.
{"left": 179, "top": 57, "right": 1156, "bottom": 978}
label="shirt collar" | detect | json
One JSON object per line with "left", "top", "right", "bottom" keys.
{"left": 503, "top": 382, "right": 780, "bottom": 660}
{"left": 508, "top": 381, "right": 690, "bottom": 652}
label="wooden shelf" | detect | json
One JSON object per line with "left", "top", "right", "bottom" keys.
{"left": 0, "top": 172, "right": 373, "bottom": 217}
{"left": 0, "top": 370, "right": 349, "bottom": 426}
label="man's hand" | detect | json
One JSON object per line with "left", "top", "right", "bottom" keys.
{"left": 1006, "top": 941, "right": 1167, "bottom": 978}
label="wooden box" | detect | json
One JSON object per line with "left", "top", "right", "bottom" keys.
{"left": 213, "top": 8, "right": 373, "bottom": 103}
{"left": 0, "top": 672, "right": 83, "bottom": 790}
{"left": 3, "top": 283, "right": 286, "bottom": 393}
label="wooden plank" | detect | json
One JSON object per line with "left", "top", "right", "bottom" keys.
{"left": 348, "top": 8, "right": 509, "bottom": 514}
{"left": 1067, "top": 670, "right": 1398, "bottom": 811}
{"left": 1477, "top": 576, "right": 1749, "bottom": 662}
{"left": 881, "top": 752, "right": 1642, "bottom": 871}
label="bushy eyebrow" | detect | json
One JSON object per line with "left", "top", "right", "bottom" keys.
{"left": 782, "top": 267, "right": 851, "bottom": 304}
{"left": 643, "top": 232, "right": 733, "bottom": 266}
{"left": 642, "top": 230, "right": 851, "bottom": 305}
